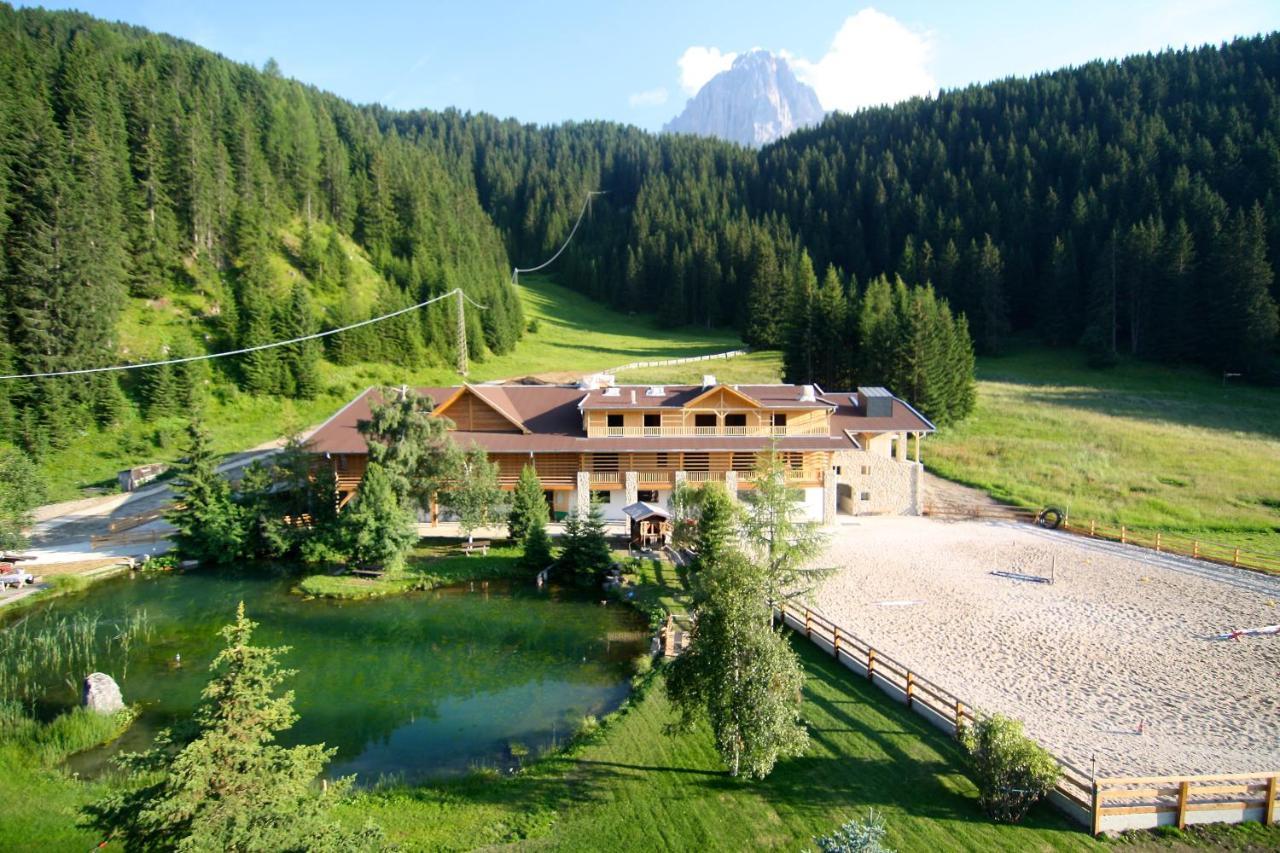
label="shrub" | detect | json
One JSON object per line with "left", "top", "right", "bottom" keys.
{"left": 959, "top": 713, "right": 1060, "bottom": 823}
{"left": 813, "top": 809, "right": 894, "bottom": 853}
{"left": 632, "top": 652, "right": 654, "bottom": 678}
{"left": 574, "top": 714, "right": 600, "bottom": 741}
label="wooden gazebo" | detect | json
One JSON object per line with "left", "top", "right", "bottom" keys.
{"left": 622, "top": 501, "right": 672, "bottom": 550}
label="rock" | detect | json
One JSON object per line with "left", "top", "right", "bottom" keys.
{"left": 81, "top": 672, "right": 124, "bottom": 714}
{"left": 663, "top": 50, "right": 826, "bottom": 147}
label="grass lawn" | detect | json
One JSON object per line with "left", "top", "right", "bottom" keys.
{"left": 341, "top": 639, "right": 1098, "bottom": 852}
{"left": 925, "top": 345, "right": 1280, "bottom": 554}
{"left": 297, "top": 541, "right": 529, "bottom": 598}
{"left": 39, "top": 275, "right": 746, "bottom": 501}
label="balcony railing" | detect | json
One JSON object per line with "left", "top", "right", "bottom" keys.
{"left": 595, "top": 424, "right": 828, "bottom": 438}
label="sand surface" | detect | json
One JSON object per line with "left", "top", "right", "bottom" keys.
{"left": 812, "top": 517, "right": 1280, "bottom": 777}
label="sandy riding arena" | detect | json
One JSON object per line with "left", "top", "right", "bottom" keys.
{"left": 811, "top": 517, "right": 1280, "bottom": 777}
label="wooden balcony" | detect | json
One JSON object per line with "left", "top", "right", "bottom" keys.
{"left": 591, "top": 425, "right": 828, "bottom": 438}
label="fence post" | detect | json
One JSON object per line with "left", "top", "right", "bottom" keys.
{"left": 804, "top": 609, "right": 811, "bottom": 638}
{"left": 1091, "top": 780, "right": 1102, "bottom": 836}
{"left": 866, "top": 648, "right": 875, "bottom": 682}
{"left": 954, "top": 701, "right": 965, "bottom": 737}
{"left": 1155, "top": 532, "right": 1161, "bottom": 552}
{"left": 1193, "top": 540, "right": 1200, "bottom": 558}
{"left": 1233, "top": 547, "right": 1240, "bottom": 568}
{"left": 1090, "top": 519, "right": 1096, "bottom": 537}
{"left": 1266, "top": 775, "right": 1278, "bottom": 826}
{"left": 832, "top": 626, "right": 841, "bottom": 659}
{"left": 1176, "top": 780, "right": 1190, "bottom": 829}
{"left": 1120, "top": 525, "right": 1127, "bottom": 545}
{"left": 906, "top": 671, "right": 914, "bottom": 708}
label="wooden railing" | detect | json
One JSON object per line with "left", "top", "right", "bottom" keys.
{"left": 590, "top": 424, "right": 829, "bottom": 438}
{"left": 773, "top": 599, "right": 1279, "bottom": 834}
{"left": 1061, "top": 518, "right": 1280, "bottom": 575}
{"left": 106, "top": 505, "right": 174, "bottom": 533}
{"left": 923, "top": 503, "right": 1280, "bottom": 577}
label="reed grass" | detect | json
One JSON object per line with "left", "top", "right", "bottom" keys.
{"left": 0, "top": 610, "right": 152, "bottom": 707}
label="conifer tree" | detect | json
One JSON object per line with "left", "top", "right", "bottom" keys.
{"left": 507, "top": 463, "right": 546, "bottom": 543}
{"left": 340, "top": 462, "right": 417, "bottom": 570}
{"left": 1205, "top": 205, "right": 1279, "bottom": 373}
{"left": 693, "top": 484, "right": 738, "bottom": 574}
{"left": 520, "top": 516, "right": 554, "bottom": 573}
{"left": 0, "top": 444, "right": 45, "bottom": 551}
{"left": 782, "top": 251, "right": 819, "bottom": 383}
{"left": 739, "top": 450, "right": 829, "bottom": 603}
{"left": 84, "top": 603, "right": 387, "bottom": 851}
{"left": 558, "top": 501, "right": 612, "bottom": 577}
{"left": 168, "top": 420, "right": 245, "bottom": 565}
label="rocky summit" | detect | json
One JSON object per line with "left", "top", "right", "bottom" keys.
{"left": 663, "top": 49, "right": 825, "bottom": 147}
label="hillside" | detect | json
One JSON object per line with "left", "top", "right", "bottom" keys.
{"left": 36, "top": 276, "right": 745, "bottom": 500}
{"left": 0, "top": 3, "right": 521, "bottom": 460}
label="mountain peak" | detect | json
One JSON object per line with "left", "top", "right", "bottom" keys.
{"left": 663, "top": 50, "right": 825, "bottom": 148}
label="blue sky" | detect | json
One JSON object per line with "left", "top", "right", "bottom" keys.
{"left": 23, "top": 1, "right": 1280, "bottom": 129}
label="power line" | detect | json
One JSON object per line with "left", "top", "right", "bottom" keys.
{"left": 511, "top": 190, "right": 605, "bottom": 285}
{"left": 0, "top": 288, "right": 480, "bottom": 381}
{"left": 1, "top": 189, "right": 599, "bottom": 382}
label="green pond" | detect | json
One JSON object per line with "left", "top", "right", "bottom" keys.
{"left": 8, "top": 572, "right": 647, "bottom": 784}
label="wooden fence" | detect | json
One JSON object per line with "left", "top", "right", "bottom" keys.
{"left": 923, "top": 502, "right": 1280, "bottom": 576}
{"left": 604, "top": 348, "right": 748, "bottom": 375}
{"left": 773, "top": 600, "right": 1279, "bottom": 834}
{"left": 106, "top": 504, "right": 174, "bottom": 534}
{"left": 1060, "top": 517, "right": 1280, "bottom": 575}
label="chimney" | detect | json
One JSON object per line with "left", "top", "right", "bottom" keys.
{"left": 799, "top": 384, "right": 815, "bottom": 402}
{"left": 702, "top": 374, "right": 716, "bottom": 388}
{"left": 630, "top": 389, "right": 636, "bottom": 405}
{"left": 857, "top": 386, "right": 894, "bottom": 418}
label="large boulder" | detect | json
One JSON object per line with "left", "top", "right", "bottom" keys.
{"left": 81, "top": 672, "right": 124, "bottom": 714}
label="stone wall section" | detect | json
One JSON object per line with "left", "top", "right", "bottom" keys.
{"left": 833, "top": 450, "right": 923, "bottom": 516}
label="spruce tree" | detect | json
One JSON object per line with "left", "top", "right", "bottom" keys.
{"left": 693, "top": 484, "right": 738, "bottom": 575}
{"left": 1205, "top": 205, "right": 1279, "bottom": 373}
{"left": 168, "top": 420, "right": 246, "bottom": 565}
{"left": 520, "top": 518, "right": 554, "bottom": 573}
{"left": 84, "top": 603, "right": 387, "bottom": 851}
{"left": 340, "top": 462, "right": 417, "bottom": 570}
{"left": 0, "top": 445, "right": 45, "bottom": 552}
{"left": 739, "top": 449, "right": 829, "bottom": 603}
{"left": 559, "top": 501, "right": 612, "bottom": 577}
{"left": 507, "top": 463, "right": 546, "bottom": 543}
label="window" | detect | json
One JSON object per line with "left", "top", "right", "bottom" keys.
{"left": 861, "top": 465, "right": 871, "bottom": 476}
{"left": 607, "top": 414, "right": 624, "bottom": 428}
{"left": 724, "top": 413, "right": 746, "bottom": 428}
{"left": 637, "top": 489, "right": 659, "bottom": 503}
{"left": 771, "top": 413, "right": 787, "bottom": 427}
{"left": 694, "top": 413, "right": 717, "bottom": 428}
{"left": 684, "top": 452, "right": 710, "bottom": 471}
{"left": 644, "top": 413, "right": 661, "bottom": 427}
{"left": 335, "top": 455, "right": 348, "bottom": 471}
{"left": 834, "top": 465, "right": 842, "bottom": 476}
{"left": 591, "top": 490, "right": 612, "bottom": 503}
{"left": 860, "top": 492, "right": 871, "bottom": 502}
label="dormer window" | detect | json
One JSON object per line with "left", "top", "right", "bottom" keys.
{"left": 646, "top": 386, "right": 665, "bottom": 396}
{"left": 602, "top": 387, "right": 621, "bottom": 398}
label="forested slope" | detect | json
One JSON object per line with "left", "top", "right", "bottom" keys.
{"left": 412, "top": 35, "right": 1280, "bottom": 381}
{"left": 1, "top": 3, "right": 1278, "bottom": 469}
{"left": 0, "top": 5, "right": 521, "bottom": 455}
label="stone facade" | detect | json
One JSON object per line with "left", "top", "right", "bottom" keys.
{"left": 832, "top": 450, "right": 922, "bottom": 516}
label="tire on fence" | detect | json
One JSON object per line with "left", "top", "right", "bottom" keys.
{"left": 1036, "top": 507, "right": 1064, "bottom": 529}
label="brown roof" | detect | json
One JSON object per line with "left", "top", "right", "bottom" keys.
{"left": 306, "top": 384, "right": 933, "bottom": 457}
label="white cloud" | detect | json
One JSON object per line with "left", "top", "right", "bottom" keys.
{"left": 628, "top": 87, "right": 669, "bottom": 108}
{"left": 790, "top": 8, "right": 935, "bottom": 113}
{"left": 677, "top": 46, "right": 737, "bottom": 95}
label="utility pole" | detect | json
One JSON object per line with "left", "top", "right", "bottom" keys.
{"left": 455, "top": 289, "right": 468, "bottom": 376}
